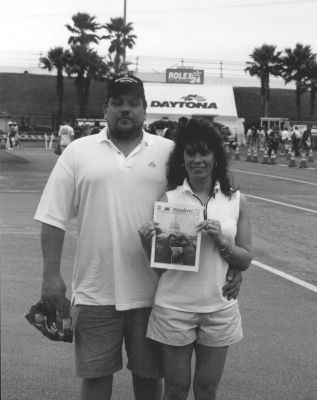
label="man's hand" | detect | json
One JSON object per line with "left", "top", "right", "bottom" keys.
{"left": 138, "top": 222, "right": 158, "bottom": 260}
{"left": 41, "top": 274, "right": 67, "bottom": 314}
{"left": 222, "top": 267, "right": 243, "bottom": 300}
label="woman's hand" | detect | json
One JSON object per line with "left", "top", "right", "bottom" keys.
{"left": 196, "top": 219, "right": 226, "bottom": 247}
{"left": 138, "top": 222, "right": 159, "bottom": 259}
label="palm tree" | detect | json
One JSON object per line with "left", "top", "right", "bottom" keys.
{"left": 245, "top": 44, "right": 281, "bottom": 117}
{"left": 66, "top": 12, "right": 101, "bottom": 46}
{"left": 39, "top": 47, "right": 71, "bottom": 124}
{"left": 306, "top": 56, "right": 317, "bottom": 119}
{"left": 67, "top": 45, "right": 108, "bottom": 116}
{"left": 102, "top": 17, "right": 137, "bottom": 75}
{"left": 279, "top": 43, "right": 315, "bottom": 120}
{"left": 66, "top": 13, "right": 107, "bottom": 117}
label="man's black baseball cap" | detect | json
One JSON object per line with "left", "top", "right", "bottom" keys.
{"left": 105, "top": 74, "right": 147, "bottom": 106}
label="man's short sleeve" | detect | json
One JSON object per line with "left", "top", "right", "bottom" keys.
{"left": 34, "top": 152, "right": 77, "bottom": 231}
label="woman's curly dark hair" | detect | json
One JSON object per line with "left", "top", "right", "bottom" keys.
{"left": 166, "top": 118, "right": 237, "bottom": 197}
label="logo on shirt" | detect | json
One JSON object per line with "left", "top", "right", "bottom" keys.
{"left": 148, "top": 161, "right": 157, "bottom": 168}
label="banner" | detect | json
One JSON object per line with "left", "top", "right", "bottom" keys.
{"left": 166, "top": 68, "right": 204, "bottom": 84}
{"left": 144, "top": 83, "right": 238, "bottom": 117}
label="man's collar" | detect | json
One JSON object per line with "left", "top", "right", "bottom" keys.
{"left": 95, "top": 127, "right": 153, "bottom": 146}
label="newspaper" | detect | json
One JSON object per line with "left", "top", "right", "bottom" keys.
{"left": 151, "top": 202, "right": 203, "bottom": 271}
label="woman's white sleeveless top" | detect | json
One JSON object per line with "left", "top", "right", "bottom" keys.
{"left": 154, "top": 179, "right": 240, "bottom": 313}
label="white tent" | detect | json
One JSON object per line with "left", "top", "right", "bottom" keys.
{"left": 143, "top": 83, "right": 245, "bottom": 143}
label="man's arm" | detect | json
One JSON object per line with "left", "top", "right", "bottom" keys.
{"left": 223, "top": 268, "right": 243, "bottom": 300}
{"left": 41, "top": 223, "right": 67, "bottom": 313}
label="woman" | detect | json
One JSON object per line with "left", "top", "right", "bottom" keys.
{"left": 139, "top": 118, "right": 252, "bottom": 400}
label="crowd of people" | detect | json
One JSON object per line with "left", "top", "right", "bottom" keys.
{"left": 245, "top": 124, "right": 313, "bottom": 157}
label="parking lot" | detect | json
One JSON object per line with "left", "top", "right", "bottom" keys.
{"left": 1, "top": 143, "right": 316, "bottom": 400}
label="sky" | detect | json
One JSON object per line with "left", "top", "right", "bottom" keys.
{"left": 1, "top": 0, "right": 317, "bottom": 84}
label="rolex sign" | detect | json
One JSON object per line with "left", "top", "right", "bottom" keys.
{"left": 166, "top": 69, "right": 204, "bottom": 84}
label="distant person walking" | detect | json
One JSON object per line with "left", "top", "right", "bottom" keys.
{"left": 302, "top": 126, "right": 312, "bottom": 155}
{"left": 58, "top": 121, "right": 75, "bottom": 153}
{"left": 291, "top": 126, "right": 301, "bottom": 156}
{"left": 280, "top": 126, "right": 290, "bottom": 154}
{"left": 7, "top": 121, "right": 16, "bottom": 150}
{"left": 267, "top": 126, "right": 279, "bottom": 156}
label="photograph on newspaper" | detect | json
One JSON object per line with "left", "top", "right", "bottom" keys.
{"left": 150, "top": 201, "right": 203, "bottom": 271}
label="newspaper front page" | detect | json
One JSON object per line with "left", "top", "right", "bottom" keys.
{"left": 151, "top": 202, "right": 203, "bottom": 271}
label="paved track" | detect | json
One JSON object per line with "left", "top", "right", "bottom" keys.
{"left": 1, "top": 144, "right": 316, "bottom": 400}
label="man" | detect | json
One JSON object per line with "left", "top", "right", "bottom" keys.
{"left": 280, "top": 126, "right": 290, "bottom": 154}
{"left": 302, "top": 125, "right": 312, "bottom": 155}
{"left": 7, "top": 121, "right": 16, "bottom": 150}
{"left": 35, "top": 74, "right": 241, "bottom": 400}
{"left": 291, "top": 125, "right": 301, "bottom": 156}
{"left": 58, "top": 120, "right": 75, "bottom": 152}
{"left": 268, "top": 126, "right": 279, "bottom": 157}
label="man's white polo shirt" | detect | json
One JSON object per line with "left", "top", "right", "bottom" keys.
{"left": 35, "top": 129, "right": 174, "bottom": 310}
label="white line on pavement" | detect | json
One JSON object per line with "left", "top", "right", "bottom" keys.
{"left": 246, "top": 194, "right": 317, "bottom": 214}
{"left": 232, "top": 169, "right": 317, "bottom": 186}
{"left": 253, "top": 260, "right": 317, "bottom": 294}
{"left": 0, "top": 190, "right": 42, "bottom": 193}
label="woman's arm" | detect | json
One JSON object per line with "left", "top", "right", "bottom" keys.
{"left": 219, "top": 194, "right": 253, "bottom": 270}
{"left": 197, "top": 194, "right": 253, "bottom": 271}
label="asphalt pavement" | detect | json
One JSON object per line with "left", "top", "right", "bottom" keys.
{"left": 1, "top": 144, "right": 316, "bottom": 400}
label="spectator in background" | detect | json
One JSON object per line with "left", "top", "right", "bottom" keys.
{"left": 302, "top": 126, "right": 312, "bottom": 155}
{"left": 246, "top": 127, "right": 252, "bottom": 147}
{"left": 250, "top": 126, "right": 258, "bottom": 149}
{"left": 291, "top": 126, "right": 301, "bottom": 156}
{"left": 90, "top": 121, "right": 101, "bottom": 135}
{"left": 58, "top": 121, "right": 75, "bottom": 153}
{"left": 145, "top": 123, "right": 157, "bottom": 135}
{"left": 280, "top": 126, "right": 290, "bottom": 155}
{"left": 259, "top": 127, "right": 266, "bottom": 150}
{"left": 7, "top": 121, "right": 16, "bottom": 150}
{"left": 162, "top": 121, "right": 175, "bottom": 140}
{"left": 268, "top": 126, "right": 279, "bottom": 157}
{"left": 170, "top": 117, "right": 188, "bottom": 142}
{"left": 13, "top": 122, "right": 23, "bottom": 149}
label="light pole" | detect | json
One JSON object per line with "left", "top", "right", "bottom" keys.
{"left": 123, "top": 0, "right": 127, "bottom": 65}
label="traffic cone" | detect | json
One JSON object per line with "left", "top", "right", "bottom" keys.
{"left": 288, "top": 151, "right": 296, "bottom": 167}
{"left": 299, "top": 152, "right": 307, "bottom": 168}
{"left": 308, "top": 148, "right": 314, "bottom": 162}
{"left": 262, "top": 149, "right": 269, "bottom": 164}
{"left": 252, "top": 147, "right": 258, "bottom": 162}
{"left": 270, "top": 150, "right": 276, "bottom": 164}
{"left": 246, "top": 147, "right": 251, "bottom": 161}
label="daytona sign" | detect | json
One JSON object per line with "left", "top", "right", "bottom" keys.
{"left": 144, "top": 83, "right": 238, "bottom": 117}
